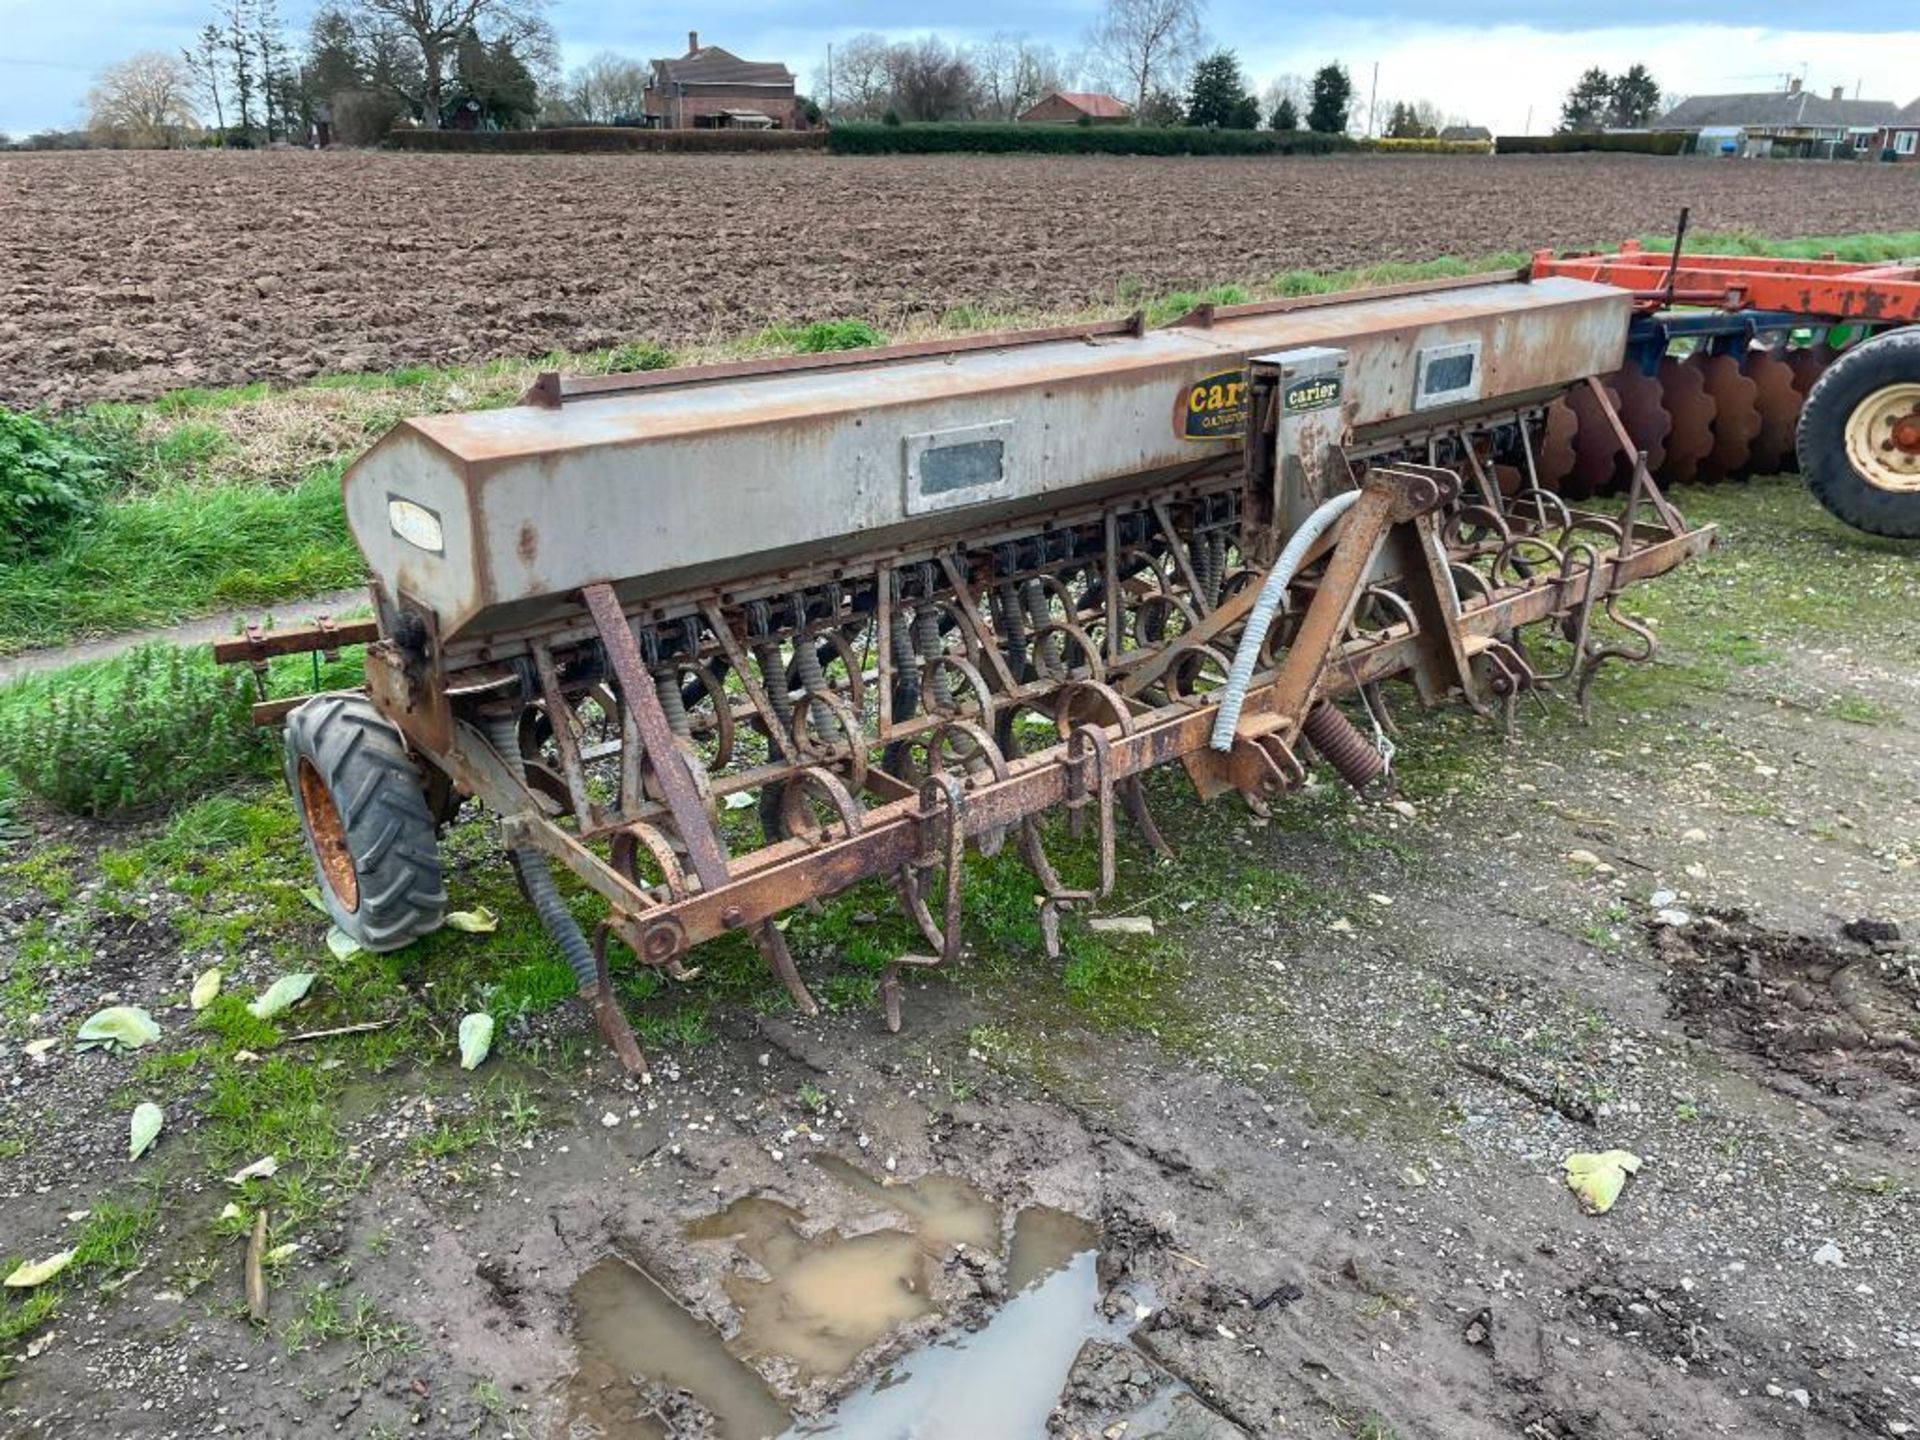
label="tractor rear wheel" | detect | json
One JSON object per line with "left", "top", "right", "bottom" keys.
{"left": 285, "top": 693, "right": 447, "bottom": 952}
{"left": 1796, "top": 328, "right": 1920, "bottom": 538}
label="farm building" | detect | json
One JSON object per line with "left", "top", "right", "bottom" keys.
{"left": 1018, "top": 92, "right": 1132, "bottom": 125}
{"left": 1652, "top": 81, "right": 1900, "bottom": 158}
{"left": 1873, "top": 98, "right": 1920, "bottom": 159}
{"left": 1439, "top": 125, "right": 1492, "bottom": 143}
{"left": 643, "top": 32, "right": 804, "bottom": 130}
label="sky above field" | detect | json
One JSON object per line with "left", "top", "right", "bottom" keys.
{"left": 2, "top": 1, "right": 1916, "bottom": 138}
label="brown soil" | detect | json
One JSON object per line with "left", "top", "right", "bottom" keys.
{"left": 4, "top": 150, "right": 1919, "bottom": 409}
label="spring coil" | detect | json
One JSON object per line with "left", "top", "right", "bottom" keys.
{"left": 1021, "top": 578, "right": 1055, "bottom": 674}
{"left": 792, "top": 629, "right": 843, "bottom": 741}
{"left": 889, "top": 603, "right": 920, "bottom": 720}
{"left": 754, "top": 641, "right": 793, "bottom": 733}
{"left": 654, "top": 671, "right": 691, "bottom": 741}
{"left": 1302, "top": 700, "right": 1386, "bottom": 793}
{"left": 992, "top": 579, "right": 1030, "bottom": 681}
{"left": 914, "top": 605, "right": 952, "bottom": 709}
{"left": 1205, "top": 529, "right": 1228, "bottom": 608}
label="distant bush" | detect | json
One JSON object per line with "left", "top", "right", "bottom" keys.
{"left": 385, "top": 126, "right": 826, "bottom": 154}
{"left": 0, "top": 644, "right": 267, "bottom": 815}
{"left": 1496, "top": 132, "right": 1688, "bottom": 156}
{"left": 0, "top": 409, "right": 109, "bottom": 558}
{"left": 827, "top": 123, "right": 1355, "bottom": 156}
{"left": 1356, "top": 137, "right": 1493, "bottom": 154}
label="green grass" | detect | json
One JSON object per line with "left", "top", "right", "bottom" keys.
{"left": 0, "top": 465, "right": 362, "bottom": 654}
{"left": 1639, "top": 229, "right": 1920, "bottom": 263}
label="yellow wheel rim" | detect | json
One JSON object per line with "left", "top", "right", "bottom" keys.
{"left": 1844, "top": 381, "right": 1920, "bottom": 494}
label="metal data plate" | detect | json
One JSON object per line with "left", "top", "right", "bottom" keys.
{"left": 903, "top": 420, "right": 1015, "bottom": 516}
{"left": 1415, "top": 339, "right": 1483, "bottom": 410}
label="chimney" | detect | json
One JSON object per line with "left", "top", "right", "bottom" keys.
{"left": 688, "top": 30, "right": 699, "bottom": 54}
{"left": 1830, "top": 85, "right": 1844, "bottom": 102}
{"left": 1788, "top": 77, "right": 1801, "bottom": 94}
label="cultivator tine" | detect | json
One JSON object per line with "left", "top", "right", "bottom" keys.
{"left": 755, "top": 921, "right": 819, "bottom": 1017}
{"left": 588, "top": 922, "right": 650, "bottom": 1078}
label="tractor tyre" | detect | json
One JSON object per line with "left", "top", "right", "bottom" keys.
{"left": 1796, "top": 328, "right": 1920, "bottom": 538}
{"left": 285, "top": 693, "right": 447, "bottom": 952}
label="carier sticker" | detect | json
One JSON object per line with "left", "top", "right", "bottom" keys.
{"left": 1176, "top": 369, "right": 1250, "bottom": 441}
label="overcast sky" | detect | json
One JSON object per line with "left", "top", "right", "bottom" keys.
{"left": 1, "top": 0, "right": 1915, "bottom": 138}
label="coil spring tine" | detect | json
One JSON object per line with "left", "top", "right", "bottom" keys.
{"left": 889, "top": 600, "right": 920, "bottom": 721}
{"left": 914, "top": 604, "right": 951, "bottom": 709}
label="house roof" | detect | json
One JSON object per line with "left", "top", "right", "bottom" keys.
{"left": 1439, "top": 125, "right": 1491, "bottom": 141}
{"left": 1895, "top": 96, "right": 1920, "bottom": 126}
{"left": 1655, "top": 90, "right": 1899, "bottom": 131}
{"left": 654, "top": 46, "right": 793, "bottom": 89}
{"left": 1032, "top": 91, "right": 1131, "bottom": 118}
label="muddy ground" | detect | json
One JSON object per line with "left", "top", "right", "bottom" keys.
{"left": 0, "top": 476, "right": 1917, "bottom": 1440}
{"left": 3, "top": 149, "right": 1919, "bottom": 408}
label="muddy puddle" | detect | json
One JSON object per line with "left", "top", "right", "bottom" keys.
{"left": 566, "top": 1160, "right": 1112, "bottom": 1438}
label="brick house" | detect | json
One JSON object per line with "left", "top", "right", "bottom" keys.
{"left": 1018, "top": 92, "right": 1131, "bottom": 125}
{"left": 1872, "top": 98, "right": 1920, "bottom": 159}
{"left": 643, "top": 33, "right": 803, "bottom": 130}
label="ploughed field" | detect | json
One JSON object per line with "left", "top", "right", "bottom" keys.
{"left": 4, "top": 148, "right": 1919, "bottom": 408}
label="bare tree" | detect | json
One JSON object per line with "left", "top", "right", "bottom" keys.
{"left": 971, "top": 32, "right": 1067, "bottom": 120}
{"left": 886, "top": 36, "right": 978, "bottom": 122}
{"left": 88, "top": 52, "right": 201, "bottom": 147}
{"left": 564, "top": 51, "right": 648, "bottom": 123}
{"left": 1090, "top": 0, "right": 1202, "bottom": 122}
{"left": 817, "top": 32, "right": 894, "bottom": 121}
{"left": 344, "top": 0, "right": 549, "bottom": 127}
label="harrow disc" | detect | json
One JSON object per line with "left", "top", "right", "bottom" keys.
{"left": 1536, "top": 398, "right": 1577, "bottom": 490}
{"left": 1697, "top": 354, "right": 1762, "bottom": 483}
{"left": 1612, "top": 365, "right": 1672, "bottom": 486}
{"left": 1786, "top": 343, "right": 1838, "bottom": 400}
{"left": 1562, "top": 380, "right": 1624, "bottom": 499}
{"left": 1745, "top": 351, "right": 1803, "bottom": 476}
{"left": 1656, "top": 357, "right": 1716, "bottom": 487}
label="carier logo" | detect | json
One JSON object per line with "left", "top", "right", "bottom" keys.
{"left": 1175, "top": 369, "right": 1250, "bottom": 441}
{"left": 1283, "top": 373, "right": 1342, "bottom": 414}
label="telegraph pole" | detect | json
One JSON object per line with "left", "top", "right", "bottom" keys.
{"left": 1368, "top": 61, "right": 1379, "bottom": 137}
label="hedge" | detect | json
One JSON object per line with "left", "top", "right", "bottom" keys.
{"left": 827, "top": 123, "right": 1356, "bottom": 156}
{"left": 385, "top": 126, "right": 827, "bottom": 153}
{"left": 1357, "top": 138, "right": 1494, "bottom": 154}
{"left": 1495, "top": 132, "right": 1689, "bottom": 156}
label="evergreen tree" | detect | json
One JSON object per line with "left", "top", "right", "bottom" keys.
{"left": 1558, "top": 67, "right": 1613, "bottom": 133}
{"left": 1608, "top": 64, "right": 1662, "bottom": 127}
{"left": 1185, "top": 49, "right": 1253, "bottom": 129}
{"left": 1269, "top": 95, "right": 1298, "bottom": 131}
{"left": 1306, "top": 62, "right": 1351, "bottom": 134}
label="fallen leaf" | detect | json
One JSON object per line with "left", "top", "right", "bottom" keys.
{"left": 227, "top": 1156, "right": 279, "bottom": 1185}
{"left": 445, "top": 907, "right": 498, "bottom": 934}
{"left": 326, "top": 927, "right": 362, "bottom": 960}
{"left": 458, "top": 1013, "right": 495, "bottom": 1071}
{"left": 1565, "top": 849, "right": 1604, "bottom": 868}
{"left": 24, "top": 1037, "right": 57, "bottom": 1059}
{"left": 217, "top": 1202, "right": 244, "bottom": 1223}
{"left": 4, "top": 1251, "right": 74, "bottom": 1288}
{"left": 76, "top": 1006, "right": 160, "bottom": 1053}
{"left": 245, "top": 1210, "right": 269, "bottom": 1323}
{"left": 1564, "top": 1149, "right": 1642, "bottom": 1215}
{"left": 301, "top": 885, "right": 329, "bottom": 915}
{"left": 722, "top": 791, "right": 756, "bottom": 810}
{"left": 129, "top": 1102, "right": 164, "bottom": 1161}
{"left": 248, "top": 973, "right": 316, "bottom": 1020}
{"left": 190, "top": 967, "right": 223, "bottom": 1011}
{"left": 265, "top": 1242, "right": 300, "bottom": 1266}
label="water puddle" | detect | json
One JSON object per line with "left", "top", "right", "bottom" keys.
{"left": 809, "top": 1153, "right": 1002, "bottom": 1255}
{"left": 686, "top": 1194, "right": 936, "bottom": 1380}
{"left": 786, "top": 1247, "right": 1125, "bottom": 1439}
{"left": 566, "top": 1162, "right": 1116, "bottom": 1439}
{"left": 568, "top": 1253, "right": 791, "bottom": 1440}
